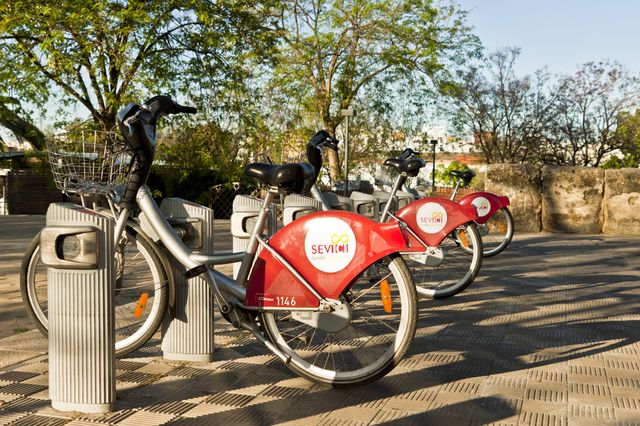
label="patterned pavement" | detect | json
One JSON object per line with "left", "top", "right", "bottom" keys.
{"left": 0, "top": 221, "right": 639, "bottom": 425}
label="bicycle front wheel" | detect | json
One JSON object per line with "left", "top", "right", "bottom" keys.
{"left": 260, "top": 254, "right": 417, "bottom": 388}
{"left": 480, "top": 207, "right": 514, "bottom": 257}
{"left": 20, "top": 226, "right": 169, "bottom": 357}
{"left": 403, "top": 221, "right": 483, "bottom": 299}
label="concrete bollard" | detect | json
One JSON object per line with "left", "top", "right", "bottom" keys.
{"left": 159, "top": 198, "right": 215, "bottom": 362}
{"left": 349, "top": 191, "right": 377, "bottom": 221}
{"left": 283, "top": 194, "right": 322, "bottom": 225}
{"left": 230, "top": 195, "right": 264, "bottom": 279}
{"left": 42, "top": 203, "right": 115, "bottom": 413}
{"left": 321, "top": 192, "right": 353, "bottom": 211}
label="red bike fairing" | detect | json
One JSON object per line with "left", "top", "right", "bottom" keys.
{"left": 245, "top": 210, "right": 409, "bottom": 310}
{"left": 394, "top": 198, "right": 478, "bottom": 249}
{"left": 458, "top": 192, "right": 510, "bottom": 225}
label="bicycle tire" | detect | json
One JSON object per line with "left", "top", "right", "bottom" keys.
{"left": 259, "top": 254, "right": 417, "bottom": 388}
{"left": 20, "top": 226, "right": 169, "bottom": 357}
{"left": 404, "top": 221, "right": 483, "bottom": 300}
{"left": 480, "top": 207, "right": 514, "bottom": 257}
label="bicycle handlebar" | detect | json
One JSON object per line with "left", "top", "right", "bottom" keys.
{"left": 398, "top": 148, "right": 421, "bottom": 160}
{"left": 141, "top": 95, "right": 198, "bottom": 124}
{"left": 308, "top": 130, "right": 339, "bottom": 151}
{"left": 117, "top": 95, "right": 197, "bottom": 209}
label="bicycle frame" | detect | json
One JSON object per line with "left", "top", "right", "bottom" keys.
{"left": 310, "top": 172, "right": 477, "bottom": 250}
{"left": 132, "top": 184, "right": 410, "bottom": 314}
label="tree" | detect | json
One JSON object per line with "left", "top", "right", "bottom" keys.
{"left": 601, "top": 109, "right": 640, "bottom": 168}
{"left": 435, "top": 160, "right": 472, "bottom": 186}
{"left": 270, "top": 0, "right": 479, "bottom": 181}
{"left": 447, "top": 47, "right": 556, "bottom": 164}
{"left": 616, "top": 109, "right": 640, "bottom": 161}
{"left": 0, "top": 0, "right": 279, "bottom": 131}
{"left": 546, "top": 61, "right": 640, "bottom": 167}
{"left": 0, "top": 97, "right": 46, "bottom": 150}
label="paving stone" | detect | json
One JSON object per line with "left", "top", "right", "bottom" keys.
{"left": 1, "top": 230, "right": 640, "bottom": 424}
{"left": 568, "top": 403, "right": 615, "bottom": 423}
{"left": 518, "top": 410, "right": 568, "bottom": 426}
{"left": 116, "top": 410, "right": 175, "bottom": 426}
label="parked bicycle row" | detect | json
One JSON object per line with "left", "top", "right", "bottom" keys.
{"left": 22, "top": 95, "right": 514, "bottom": 389}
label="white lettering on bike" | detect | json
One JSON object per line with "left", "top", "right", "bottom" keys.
{"left": 416, "top": 202, "right": 448, "bottom": 234}
{"left": 304, "top": 217, "right": 357, "bottom": 273}
{"left": 471, "top": 196, "right": 491, "bottom": 217}
{"left": 275, "top": 296, "right": 297, "bottom": 306}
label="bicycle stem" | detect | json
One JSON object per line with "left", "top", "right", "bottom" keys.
{"left": 380, "top": 174, "right": 406, "bottom": 222}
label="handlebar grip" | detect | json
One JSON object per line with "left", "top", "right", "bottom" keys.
{"left": 173, "top": 104, "right": 197, "bottom": 114}
{"left": 309, "top": 130, "right": 340, "bottom": 149}
{"left": 142, "top": 95, "right": 198, "bottom": 122}
{"left": 399, "top": 148, "right": 421, "bottom": 160}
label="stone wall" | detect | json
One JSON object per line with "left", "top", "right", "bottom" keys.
{"left": 484, "top": 164, "right": 640, "bottom": 235}
{"left": 602, "top": 169, "right": 640, "bottom": 235}
{"left": 485, "top": 164, "right": 542, "bottom": 232}
{"left": 541, "top": 167, "right": 604, "bottom": 233}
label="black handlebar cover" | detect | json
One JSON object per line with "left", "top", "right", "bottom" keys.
{"left": 309, "top": 130, "right": 339, "bottom": 151}
{"left": 117, "top": 95, "right": 197, "bottom": 209}
{"left": 399, "top": 148, "right": 421, "bottom": 160}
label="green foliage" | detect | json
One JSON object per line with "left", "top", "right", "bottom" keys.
{"left": 469, "top": 171, "right": 485, "bottom": 190}
{"left": 270, "top": 0, "right": 480, "bottom": 179}
{"left": 601, "top": 154, "right": 639, "bottom": 169}
{"left": 609, "top": 109, "right": 640, "bottom": 167}
{"left": 435, "top": 160, "right": 472, "bottom": 187}
{"left": 0, "top": 0, "right": 280, "bottom": 130}
{"left": 153, "top": 120, "right": 258, "bottom": 209}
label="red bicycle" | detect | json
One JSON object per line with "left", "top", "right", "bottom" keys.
{"left": 304, "top": 133, "right": 483, "bottom": 300}
{"left": 448, "top": 170, "right": 514, "bottom": 257}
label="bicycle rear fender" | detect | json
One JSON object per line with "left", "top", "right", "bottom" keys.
{"left": 245, "top": 210, "right": 408, "bottom": 310}
{"left": 395, "top": 198, "right": 478, "bottom": 249}
{"left": 458, "top": 192, "right": 510, "bottom": 225}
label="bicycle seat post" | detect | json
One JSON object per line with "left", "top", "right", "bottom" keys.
{"left": 451, "top": 179, "right": 462, "bottom": 201}
{"left": 234, "top": 188, "right": 277, "bottom": 286}
{"left": 380, "top": 174, "right": 406, "bottom": 221}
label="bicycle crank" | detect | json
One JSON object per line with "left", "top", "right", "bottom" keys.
{"left": 477, "top": 223, "right": 489, "bottom": 236}
{"left": 291, "top": 299, "right": 352, "bottom": 333}
{"left": 404, "top": 247, "right": 444, "bottom": 267}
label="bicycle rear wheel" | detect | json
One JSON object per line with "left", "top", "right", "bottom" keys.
{"left": 479, "top": 207, "right": 514, "bottom": 257}
{"left": 403, "top": 221, "right": 483, "bottom": 299}
{"left": 20, "top": 226, "right": 169, "bottom": 356}
{"left": 259, "top": 254, "right": 417, "bottom": 388}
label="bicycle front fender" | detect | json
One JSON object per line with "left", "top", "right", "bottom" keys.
{"left": 458, "top": 192, "right": 510, "bottom": 225}
{"left": 395, "top": 198, "right": 478, "bottom": 249}
{"left": 245, "top": 210, "right": 408, "bottom": 309}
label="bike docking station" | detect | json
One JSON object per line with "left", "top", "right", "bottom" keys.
{"left": 157, "top": 198, "right": 216, "bottom": 362}
{"left": 395, "top": 190, "right": 415, "bottom": 210}
{"left": 230, "top": 194, "right": 277, "bottom": 278}
{"left": 39, "top": 203, "right": 115, "bottom": 413}
{"left": 320, "top": 191, "right": 353, "bottom": 211}
{"left": 283, "top": 194, "right": 322, "bottom": 225}
{"left": 349, "top": 191, "right": 378, "bottom": 221}
{"left": 372, "top": 190, "right": 394, "bottom": 219}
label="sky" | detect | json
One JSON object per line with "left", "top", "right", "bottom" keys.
{"left": 457, "top": 0, "right": 640, "bottom": 76}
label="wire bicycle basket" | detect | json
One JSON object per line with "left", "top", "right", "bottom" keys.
{"left": 46, "top": 130, "right": 132, "bottom": 195}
